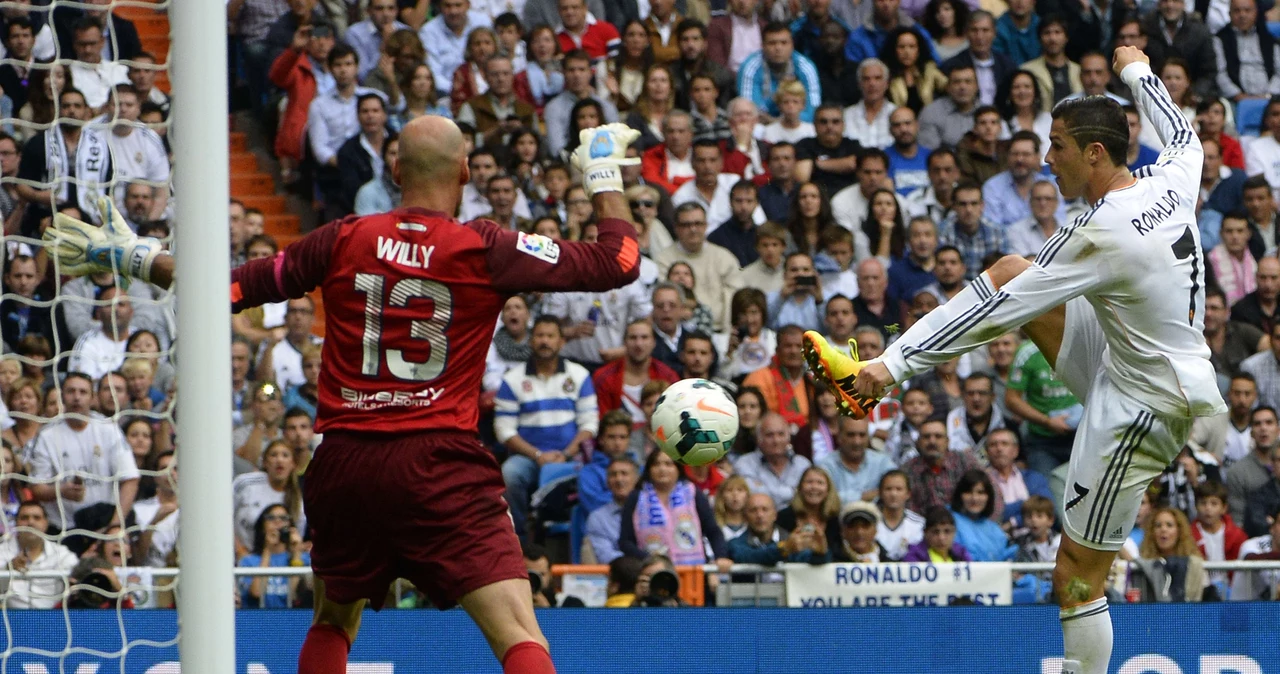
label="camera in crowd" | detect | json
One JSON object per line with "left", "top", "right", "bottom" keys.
{"left": 636, "top": 568, "right": 681, "bottom": 607}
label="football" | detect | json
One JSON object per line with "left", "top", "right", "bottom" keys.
{"left": 650, "top": 378, "right": 740, "bottom": 467}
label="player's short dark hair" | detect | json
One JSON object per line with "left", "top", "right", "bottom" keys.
{"left": 1252, "top": 405, "right": 1277, "bottom": 424}
{"left": 858, "top": 147, "right": 889, "bottom": 170}
{"left": 328, "top": 43, "right": 358, "bottom": 67}
{"left": 676, "top": 18, "right": 707, "bottom": 38}
{"left": 1051, "top": 95, "right": 1129, "bottom": 167}
{"left": 762, "top": 20, "right": 791, "bottom": 37}
{"left": 1244, "top": 174, "right": 1273, "bottom": 193}
{"left": 532, "top": 314, "right": 563, "bottom": 335}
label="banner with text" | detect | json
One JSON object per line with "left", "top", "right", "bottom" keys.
{"left": 785, "top": 562, "right": 1012, "bottom": 607}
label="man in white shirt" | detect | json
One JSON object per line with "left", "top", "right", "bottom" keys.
{"left": 256, "top": 296, "right": 323, "bottom": 390}
{"left": 458, "top": 148, "right": 533, "bottom": 221}
{"left": 421, "top": 0, "right": 493, "bottom": 96}
{"left": 671, "top": 139, "right": 765, "bottom": 232}
{"left": 69, "top": 286, "right": 136, "bottom": 381}
{"left": 67, "top": 19, "right": 128, "bottom": 113}
{"left": 0, "top": 501, "right": 78, "bottom": 608}
{"left": 106, "top": 84, "right": 170, "bottom": 221}
{"left": 26, "top": 373, "right": 140, "bottom": 531}
{"left": 842, "top": 58, "right": 895, "bottom": 149}
{"left": 345, "top": 0, "right": 411, "bottom": 80}
{"left": 653, "top": 203, "right": 744, "bottom": 331}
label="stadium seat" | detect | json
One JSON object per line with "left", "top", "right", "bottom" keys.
{"left": 1237, "top": 98, "right": 1269, "bottom": 137}
{"left": 568, "top": 504, "right": 588, "bottom": 564}
{"left": 536, "top": 462, "right": 580, "bottom": 538}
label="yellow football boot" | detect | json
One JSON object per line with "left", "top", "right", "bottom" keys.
{"left": 802, "top": 331, "right": 881, "bottom": 419}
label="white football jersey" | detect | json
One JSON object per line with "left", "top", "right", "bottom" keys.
{"left": 882, "top": 63, "right": 1226, "bottom": 419}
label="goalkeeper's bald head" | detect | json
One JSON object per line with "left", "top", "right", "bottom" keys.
{"left": 397, "top": 115, "right": 468, "bottom": 192}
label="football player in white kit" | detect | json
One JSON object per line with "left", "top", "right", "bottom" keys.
{"left": 803, "top": 47, "right": 1227, "bottom": 674}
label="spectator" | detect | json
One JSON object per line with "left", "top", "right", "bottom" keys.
{"left": 580, "top": 410, "right": 636, "bottom": 513}
{"left": 938, "top": 181, "right": 1006, "bottom": 281}
{"left": 586, "top": 456, "right": 641, "bottom": 564}
{"left": 761, "top": 80, "right": 816, "bottom": 143}
{"left": 3, "top": 378, "right": 43, "bottom": 454}
{"left": 844, "top": 0, "right": 936, "bottom": 64}
{"left": 777, "top": 465, "right": 842, "bottom": 546}
{"left": 982, "top": 133, "right": 1052, "bottom": 229}
{"left": 457, "top": 57, "right": 537, "bottom": 144}
{"left": 69, "top": 286, "right": 137, "bottom": 381}
{"left": 96, "top": 371, "right": 127, "bottom": 420}
{"left": 654, "top": 202, "right": 743, "bottom": 331}
{"left": 737, "top": 222, "right": 786, "bottom": 295}
{"left": 677, "top": 330, "right": 723, "bottom": 389}
{"left": 234, "top": 381, "right": 286, "bottom": 472}
{"left": 728, "top": 492, "right": 828, "bottom": 563}
{"left": 1230, "top": 503, "right": 1280, "bottom": 601}
{"left": 737, "top": 411, "right": 814, "bottom": 506}
{"left": 134, "top": 451, "right": 178, "bottom": 568}
{"left": 647, "top": 282, "right": 687, "bottom": 371}
{"left": 986, "top": 428, "right": 1052, "bottom": 527}
{"left": 280, "top": 408, "right": 316, "bottom": 473}
{"left": 671, "top": 20, "right": 736, "bottom": 110}
{"left": 483, "top": 296, "right": 531, "bottom": 394}
{"left": 708, "top": 0, "right": 764, "bottom": 75}
{"left": 238, "top": 504, "right": 311, "bottom": 608}
{"left": 955, "top": 105, "right": 1007, "bottom": 184}
{"left": 1243, "top": 177, "right": 1279, "bottom": 261}
{"left": 887, "top": 217, "right": 936, "bottom": 303}
{"left": 619, "top": 450, "right": 730, "bottom": 568}
{"left": 283, "top": 346, "right": 321, "bottom": 424}
{"left": 904, "top": 146, "right": 960, "bottom": 224}
{"left": 592, "top": 319, "right": 681, "bottom": 422}
{"left": 15, "top": 89, "right": 109, "bottom": 233}
{"left": 255, "top": 296, "right": 322, "bottom": 391}
{"left": 1191, "top": 481, "right": 1248, "bottom": 591}
{"left": 903, "top": 505, "right": 972, "bottom": 561}
{"left": 947, "top": 372, "right": 1006, "bottom": 456}
{"left": 354, "top": 135, "right": 402, "bottom": 216}
{"left": 832, "top": 147, "right": 896, "bottom": 239}
{"left": 919, "top": 0, "right": 970, "bottom": 61}
{"left": 345, "top": 0, "right": 411, "bottom": 79}
{"left": 1005, "top": 338, "right": 1079, "bottom": 477}
{"left": 495, "top": 316, "right": 598, "bottom": 539}
{"left": 1200, "top": 99, "right": 1246, "bottom": 172}
{"left": 852, "top": 257, "right": 902, "bottom": 336}
{"left": 1020, "top": 17, "right": 1081, "bottom": 112}
{"left": 232, "top": 439, "right": 304, "bottom": 555}
{"left": 0, "top": 500, "right": 77, "bottom": 608}
{"left": 1124, "top": 105, "right": 1161, "bottom": 172}
{"left": 1213, "top": 0, "right": 1280, "bottom": 102}
{"left": 715, "top": 474, "right": 752, "bottom": 540}
{"left": 604, "top": 555, "right": 643, "bottom": 606}
{"left": 673, "top": 143, "right": 765, "bottom": 235}
{"left": 951, "top": 469, "right": 1015, "bottom": 561}
{"left": 820, "top": 293, "right": 857, "bottom": 359}
{"left": 793, "top": 103, "right": 860, "bottom": 196}
{"left": 766, "top": 254, "right": 825, "bottom": 333}
{"left": 1231, "top": 255, "right": 1279, "bottom": 337}
{"left": 1132, "top": 507, "right": 1206, "bottom": 602}
{"left": 120, "top": 358, "right": 163, "bottom": 413}
{"left": 882, "top": 387, "right": 931, "bottom": 463}
{"left": 883, "top": 27, "right": 947, "bottom": 113}
{"left": 993, "top": 0, "right": 1038, "bottom": 63}
{"left": 1243, "top": 444, "right": 1280, "bottom": 537}
{"left": 448, "top": 27, "right": 500, "bottom": 116}
{"left": 920, "top": 244, "right": 968, "bottom": 304}
{"left": 625, "top": 65, "right": 679, "bottom": 151}
{"left": 643, "top": 0, "right": 683, "bottom": 64}
{"left": 66, "top": 19, "right": 128, "bottom": 114}
{"left": 687, "top": 74, "right": 732, "bottom": 143}
{"left": 792, "top": 0, "right": 851, "bottom": 61}
{"left": 1005, "top": 180, "right": 1063, "bottom": 258}
{"left": 1211, "top": 214, "right": 1260, "bottom": 306}
{"left": 1242, "top": 321, "right": 1280, "bottom": 408}
{"left": 1200, "top": 373, "right": 1258, "bottom": 471}
{"left": 818, "top": 416, "right": 894, "bottom": 503}
{"left": 917, "top": 64, "right": 978, "bottom": 150}
{"left": 544, "top": 50, "right": 621, "bottom": 157}
{"left": 902, "top": 418, "right": 982, "bottom": 514}
{"left": 738, "top": 22, "right": 822, "bottom": 122}
{"left": 727, "top": 97, "right": 770, "bottom": 178}
{"left": 26, "top": 373, "right": 139, "bottom": 531}
{"left": 332, "top": 95, "right": 392, "bottom": 216}
{"left": 1226, "top": 406, "right": 1278, "bottom": 524}
{"left": 0, "top": 19, "right": 37, "bottom": 113}
{"left": 421, "top": 0, "right": 493, "bottom": 97}
{"left": 834, "top": 500, "right": 892, "bottom": 562}
{"left": 557, "top": 0, "right": 621, "bottom": 62}
{"left": 885, "top": 107, "right": 930, "bottom": 197}
{"left": 484, "top": 174, "right": 533, "bottom": 232}
{"left": 640, "top": 109, "right": 698, "bottom": 195}
{"left": 1201, "top": 138, "right": 1246, "bottom": 222}
{"left": 706, "top": 181, "right": 762, "bottom": 266}
{"left": 842, "top": 58, "right": 896, "bottom": 149}
{"left": 941, "top": 10, "right": 1014, "bottom": 106}
{"left": 0, "top": 255, "right": 54, "bottom": 350}
{"left": 1144, "top": 0, "right": 1218, "bottom": 99}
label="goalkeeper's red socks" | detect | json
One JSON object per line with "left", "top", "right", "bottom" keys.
{"left": 298, "top": 624, "right": 351, "bottom": 674}
{"left": 502, "top": 641, "right": 556, "bottom": 674}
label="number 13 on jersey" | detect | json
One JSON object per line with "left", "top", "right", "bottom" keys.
{"left": 354, "top": 273, "right": 453, "bottom": 382}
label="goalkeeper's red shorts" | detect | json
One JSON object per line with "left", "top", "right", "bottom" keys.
{"left": 302, "top": 429, "right": 527, "bottom": 610}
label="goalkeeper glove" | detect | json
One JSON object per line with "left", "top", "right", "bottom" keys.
{"left": 44, "top": 196, "right": 166, "bottom": 285}
{"left": 570, "top": 124, "right": 641, "bottom": 195}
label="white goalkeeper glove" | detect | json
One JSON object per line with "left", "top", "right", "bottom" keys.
{"left": 43, "top": 196, "right": 166, "bottom": 285}
{"left": 570, "top": 124, "right": 641, "bottom": 195}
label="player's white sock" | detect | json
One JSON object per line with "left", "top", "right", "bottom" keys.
{"left": 1060, "top": 597, "right": 1112, "bottom": 674}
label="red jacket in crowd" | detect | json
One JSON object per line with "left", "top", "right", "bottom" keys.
{"left": 591, "top": 357, "right": 680, "bottom": 420}
{"left": 268, "top": 46, "right": 319, "bottom": 163}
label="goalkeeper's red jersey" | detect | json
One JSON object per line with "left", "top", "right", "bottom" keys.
{"left": 230, "top": 208, "right": 640, "bottom": 434}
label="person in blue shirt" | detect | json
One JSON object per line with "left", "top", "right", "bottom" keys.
{"left": 238, "top": 504, "right": 312, "bottom": 608}
{"left": 951, "top": 469, "right": 1017, "bottom": 562}
{"left": 579, "top": 410, "right": 636, "bottom": 513}
{"left": 738, "top": 22, "right": 823, "bottom": 122}
{"left": 993, "top": 0, "right": 1040, "bottom": 64}
{"left": 1124, "top": 105, "right": 1160, "bottom": 171}
{"left": 888, "top": 216, "right": 939, "bottom": 302}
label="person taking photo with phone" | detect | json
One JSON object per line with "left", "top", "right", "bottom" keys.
{"left": 767, "top": 252, "right": 825, "bottom": 333}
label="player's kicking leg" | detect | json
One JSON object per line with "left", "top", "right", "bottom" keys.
{"left": 805, "top": 254, "right": 1068, "bottom": 415}
{"left": 460, "top": 577, "right": 555, "bottom": 673}
{"left": 298, "top": 578, "right": 367, "bottom": 674}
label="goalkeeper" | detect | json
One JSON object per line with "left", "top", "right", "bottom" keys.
{"left": 45, "top": 118, "right": 644, "bottom": 674}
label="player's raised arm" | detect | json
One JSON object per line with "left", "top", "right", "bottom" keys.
{"left": 1114, "top": 46, "right": 1201, "bottom": 196}
{"left": 480, "top": 124, "right": 643, "bottom": 294}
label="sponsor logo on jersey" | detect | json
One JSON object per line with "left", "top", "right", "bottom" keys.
{"left": 516, "top": 232, "right": 561, "bottom": 264}
{"left": 340, "top": 386, "right": 446, "bottom": 409}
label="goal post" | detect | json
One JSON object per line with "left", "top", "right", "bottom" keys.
{"left": 170, "top": 0, "right": 236, "bottom": 671}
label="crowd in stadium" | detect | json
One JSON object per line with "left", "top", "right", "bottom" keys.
{"left": 1, "top": 0, "right": 1280, "bottom": 609}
